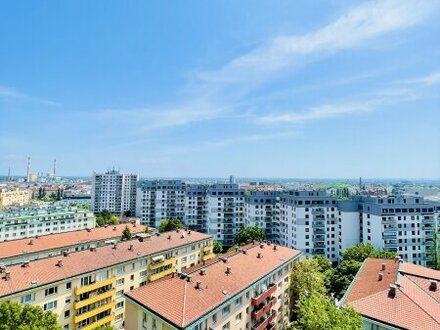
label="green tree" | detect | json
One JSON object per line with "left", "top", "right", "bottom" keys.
{"left": 213, "top": 241, "right": 223, "bottom": 254}
{"left": 93, "top": 326, "right": 115, "bottom": 330}
{"left": 158, "top": 218, "right": 184, "bottom": 233}
{"left": 0, "top": 301, "right": 61, "bottom": 330}
{"left": 95, "top": 210, "right": 119, "bottom": 227}
{"left": 312, "top": 255, "right": 334, "bottom": 291}
{"left": 235, "top": 225, "right": 265, "bottom": 245}
{"left": 340, "top": 243, "right": 396, "bottom": 262}
{"left": 121, "top": 225, "right": 132, "bottom": 240}
{"left": 123, "top": 210, "right": 132, "bottom": 217}
{"left": 433, "top": 228, "right": 440, "bottom": 270}
{"left": 289, "top": 293, "right": 362, "bottom": 330}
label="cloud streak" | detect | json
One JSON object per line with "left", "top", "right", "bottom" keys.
{"left": 0, "top": 86, "right": 59, "bottom": 106}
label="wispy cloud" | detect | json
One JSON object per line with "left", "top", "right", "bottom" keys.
{"left": 400, "top": 70, "right": 440, "bottom": 86}
{"left": 0, "top": 85, "right": 59, "bottom": 106}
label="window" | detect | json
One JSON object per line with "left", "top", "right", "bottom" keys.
{"left": 63, "top": 325, "right": 69, "bottom": 330}
{"left": 65, "top": 296, "right": 71, "bottom": 304}
{"left": 222, "top": 305, "right": 230, "bottom": 317}
{"left": 115, "top": 313, "right": 123, "bottom": 321}
{"left": 116, "top": 301, "right": 124, "bottom": 310}
{"left": 66, "top": 282, "right": 71, "bottom": 290}
{"left": 222, "top": 322, "right": 230, "bottom": 330}
{"left": 116, "top": 289, "right": 124, "bottom": 298}
{"left": 45, "top": 286, "right": 58, "bottom": 297}
{"left": 64, "top": 310, "right": 70, "bottom": 318}
{"left": 117, "top": 278, "right": 125, "bottom": 286}
{"left": 235, "top": 297, "right": 242, "bottom": 307}
{"left": 212, "top": 313, "right": 217, "bottom": 324}
{"left": 140, "top": 270, "right": 147, "bottom": 277}
{"left": 44, "top": 300, "right": 57, "bottom": 311}
{"left": 235, "top": 313, "right": 242, "bottom": 325}
{"left": 20, "top": 293, "right": 35, "bottom": 304}
{"left": 116, "top": 265, "right": 125, "bottom": 274}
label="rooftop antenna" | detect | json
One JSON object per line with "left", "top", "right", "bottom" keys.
{"left": 53, "top": 159, "right": 57, "bottom": 177}
{"left": 359, "top": 177, "right": 362, "bottom": 192}
{"left": 26, "top": 156, "right": 31, "bottom": 182}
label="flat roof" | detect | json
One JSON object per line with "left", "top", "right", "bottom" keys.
{"left": 0, "top": 229, "right": 212, "bottom": 298}
{"left": 126, "top": 243, "right": 301, "bottom": 328}
{"left": 0, "top": 224, "right": 148, "bottom": 260}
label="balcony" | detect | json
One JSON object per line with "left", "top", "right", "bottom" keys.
{"left": 252, "top": 310, "right": 277, "bottom": 330}
{"left": 74, "top": 301, "right": 115, "bottom": 323}
{"left": 252, "top": 296, "right": 277, "bottom": 320}
{"left": 252, "top": 283, "right": 277, "bottom": 306}
{"left": 148, "top": 257, "right": 177, "bottom": 271}
{"left": 202, "top": 245, "right": 213, "bottom": 253}
{"left": 74, "top": 289, "right": 116, "bottom": 309}
{"left": 148, "top": 267, "right": 176, "bottom": 282}
{"left": 78, "top": 314, "right": 115, "bottom": 330}
{"left": 74, "top": 277, "right": 116, "bottom": 296}
{"left": 267, "top": 323, "right": 276, "bottom": 330}
{"left": 202, "top": 253, "right": 215, "bottom": 261}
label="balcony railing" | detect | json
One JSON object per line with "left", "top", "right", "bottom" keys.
{"left": 252, "top": 283, "right": 277, "bottom": 306}
{"left": 202, "top": 245, "right": 213, "bottom": 253}
{"left": 252, "top": 296, "right": 277, "bottom": 320}
{"left": 74, "top": 301, "right": 115, "bottom": 324}
{"left": 252, "top": 310, "right": 277, "bottom": 330}
{"left": 74, "top": 277, "right": 116, "bottom": 296}
{"left": 148, "top": 257, "right": 176, "bottom": 271}
{"left": 77, "top": 314, "right": 115, "bottom": 330}
{"left": 148, "top": 267, "right": 176, "bottom": 282}
{"left": 202, "top": 253, "right": 215, "bottom": 261}
{"left": 74, "top": 289, "right": 116, "bottom": 309}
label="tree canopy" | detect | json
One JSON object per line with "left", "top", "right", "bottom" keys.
{"left": 121, "top": 225, "right": 132, "bottom": 240}
{"left": 95, "top": 210, "right": 119, "bottom": 227}
{"left": 235, "top": 225, "right": 265, "bottom": 245}
{"left": 158, "top": 218, "right": 184, "bottom": 233}
{"left": 0, "top": 301, "right": 61, "bottom": 330}
{"left": 340, "top": 243, "right": 396, "bottom": 262}
{"left": 213, "top": 241, "right": 223, "bottom": 254}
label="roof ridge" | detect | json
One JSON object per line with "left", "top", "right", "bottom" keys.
{"left": 399, "top": 277, "right": 440, "bottom": 325}
{"left": 182, "top": 279, "right": 188, "bottom": 326}
{"left": 404, "top": 273, "right": 440, "bottom": 304}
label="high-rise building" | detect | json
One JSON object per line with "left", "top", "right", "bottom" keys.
{"left": 184, "top": 184, "right": 208, "bottom": 233}
{"left": 92, "top": 170, "right": 138, "bottom": 216}
{"left": 136, "top": 180, "right": 186, "bottom": 228}
{"left": 245, "top": 191, "right": 278, "bottom": 241}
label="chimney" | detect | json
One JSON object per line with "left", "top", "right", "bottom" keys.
{"left": 57, "top": 259, "right": 63, "bottom": 267}
{"left": 86, "top": 228, "right": 91, "bottom": 232}
{"left": 63, "top": 251, "right": 69, "bottom": 257}
{"left": 113, "top": 226, "right": 117, "bottom": 231}
{"left": 388, "top": 284, "right": 397, "bottom": 298}
{"left": 90, "top": 247, "right": 96, "bottom": 252}
{"left": 226, "top": 266, "right": 232, "bottom": 274}
{"left": 267, "top": 241, "right": 271, "bottom": 245}
{"left": 429, "top": 280, "right": 438, "bottom": 291}
{"left": 188, "top": 230, "right": 191, "bottom": 235}
{"left": 22, "top": 261, "right": 29, "bottom": 268}
{"left": 378, "top": 273, "right": 383, "bottom": 281}
{"left": 138, "top": 237, "right": 144, "bottom": 242}
{"left": 195, "top": 281, "right": 202, "bottom": 289}
{"left": 28, "top": 239, "right": 33, "bottom": 245}
{"left": 113, "top": 243, "right": 118, "bottom": 249}
{"left": 394, "top": 256, "right": 401, "bottom": 262}
{"left": 186, "top": 275, "right": 192, "bottom": 282}
{"left": 167, "top": 235, "right": 172, "bottom": 240}
{"left": 104, "top": 224, "right": 108, "bottom": 228}
{"left": 4, "top": 271, "right": 10, "bottom": 281}
{"left": 129, "top": 244, "right": 133, "bottom": 251}
{"left": 260, "top": 244, "right": 264, "bottom": 249}
{"left": 257, "top": 252, "right": 262, "bottom": 259}
{"left": 242, "top": 249, "right": 247, "bottom": 255}
{"left": 273, "top": 245, "right": 277, "bottom": 251}
{"left": 220, "top": 257, "right": 228, "bottom": 263}
{"left": 180, "top": 234, "right": 185, "bottom": 239}
{"left": 133, "top": 223, "right": 137, "bottom": 227}
{"left": 199, "top": 268, "right": 206, "bottom": 275}
{"left": 156, "top": 233, "right": 161, "bottom": 237}
{"left": 381, "top": 263, "right": 386, "bottom": 271}
{"left": 35, "top": 235, "right": 39, "bottom": 239}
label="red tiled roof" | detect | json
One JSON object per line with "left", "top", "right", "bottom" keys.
{"left": 126, "top": 244, "right": 301, "bottom": 328}
{"left": 0, "top": 230, "right": 211, "bottom": 298}
{"left": 0, "top": 224, "right": 148, "bottom": 260}
{"left": 343, "top": 258, "right": 440, "bottom": 330}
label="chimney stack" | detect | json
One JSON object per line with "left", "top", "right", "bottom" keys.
{"left": 28, "top": 239, "right": 33, "bottom": 245}
{"left": 257, "top": 252, "right": 262, "bottom": 259}
{"left": 26, "top": 156, "right": 31, "bottom": 182}
{"left": 226, "top": 266, "right": 232, "bottom": 274}
{"left": 129, "top": 244, "right": 133, "bottom": 251}
{"left": 381, "top": 263, "right": 386, "bottom": 271}
{"left": 22, "top": 261, "right": 29, "bottom": 268}
{"left": 195, "top": 281, "right": 202, "bottom": 289}
{"left": 378, "top": 273, "right": 383, "bottom": 281}
{"left": 429, "top": 280, "right": 438, "bottom": 291}
{"left": 388, "top": 284, "right": 397, "bottom": 298}
{"left": 273, "top": 245, "right": 277, "bottom": 251}
{"left": 199, "top": 268, "right": 206, "bottom": 275}
{"left": 57, "top": 259, "right": 63, "bottom": 267}
{"left": 4, "top": 271, "right": 11, "bottom": 281}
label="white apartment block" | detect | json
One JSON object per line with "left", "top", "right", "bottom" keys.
{"left": 136, "top": 180, "right": 186, "bottom": 228}
{"left": 0, "top": 206, "right": 96, "bottom": 242}
{"left": 92, "top": 170, "right": 138, "bottom": 216}
{"left": 184, "top": 184, "right": 208, "bottom": 233}
{"left": 245, "top": 191, "right": 278, "bottom": 241}
{"left": 207, "top": 184, "right": 245, "bottom": 247}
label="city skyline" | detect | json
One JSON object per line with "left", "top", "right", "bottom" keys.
{"left": 1, "top": 0, "right": 440, "bottom": 178}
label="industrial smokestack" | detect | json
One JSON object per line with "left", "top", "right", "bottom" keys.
{"left": 26, "top": 156, "right": 31, "bottom": 182}
{"left": 53, "top": 159, "right": 57, "bottom": 177}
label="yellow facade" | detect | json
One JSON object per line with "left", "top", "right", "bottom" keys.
{"left": 0, "top": 188, "right": 31, "bottom": 209}
{"left": 1, "top": 238, "right": 213, "bottom": 330}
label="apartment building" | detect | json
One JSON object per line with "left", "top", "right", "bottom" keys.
{"left": 92, "top": 170, "right": 138, "bottom": 216}
{"left": 124, "top": 242, "right": 302, "bottom": 330}
{"left": 0, "top": 229, "right": 214, "bottom": 330}
{"left": 245, "top": 191, "right": 278, "bottom": 241}
{"left": 0, "top": 223, "right": 147, "bottom": 265}
{"left": 277, "top": 191, "right": 339, "bottom": 262}
{"left": 185, "top": 184, "right": 208, "bottom": 233}
{"left": 0, "top": 206, "right": 96, "bottom": 242}
{"left": 207, "top": 184, "right": 246, "bottom": 247}
{"left": 341, "top": 257, "right": 440, "bottom": 330}
{"left": 136, "top": 180, "right": 186, "bottom": 228}
{"left": 360, "top": 195, "right": 439, "bottom": 267}
{"left": 336, "top": 197, "right": 362, "bottom": 257}
{"left": 0, "top": 187, "right": 31, "bottom": 209}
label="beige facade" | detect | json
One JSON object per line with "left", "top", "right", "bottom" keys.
{"left": 0, "top": 234, "right": 214, "bottom": 330}
{"left": 0, "top": 188, "right": 31, "bottom": 209}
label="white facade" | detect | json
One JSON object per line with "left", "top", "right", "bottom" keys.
{"left": 0, "top": 206, "right": 96, "bottom": 241}
{"left": 92, "top": 170, "right": 138, "bottom": 216}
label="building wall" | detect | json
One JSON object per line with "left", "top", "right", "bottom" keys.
{"left": 0, "top": 207, "right": 96, "bottom": 242}
{"left": 0, "top": 238, "right": 214, "bottom": 330}
{"left": 0, "top": 188, "right": 31, "bottom": 209}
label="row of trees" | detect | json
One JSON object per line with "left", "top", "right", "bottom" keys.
{"left": 95, "top": 210, "right": 119, "bottom": 227}
{"left": 32, "top": 187, "right": 63, "bottom": 202}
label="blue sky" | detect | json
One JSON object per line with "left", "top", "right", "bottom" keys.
{"left": 1, "top": 0, "right": 439, "bottom": 178}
